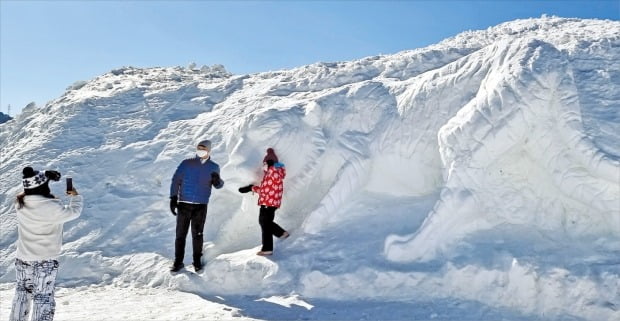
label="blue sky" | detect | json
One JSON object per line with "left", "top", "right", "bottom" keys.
{"left": 1, "top": 1, "right": 618, "bottom": 115}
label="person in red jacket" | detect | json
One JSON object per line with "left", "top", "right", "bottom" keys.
{"left": 239, "top": 148, "right": 289, "bottom": 256}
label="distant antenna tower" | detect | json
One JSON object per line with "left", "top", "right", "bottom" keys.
{"left": 7, "top": 104, "right": 10, "bottom": 116}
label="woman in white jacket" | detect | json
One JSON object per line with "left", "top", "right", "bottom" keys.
{"left": 10, "top": 167, "right": 83, "bottom": 321}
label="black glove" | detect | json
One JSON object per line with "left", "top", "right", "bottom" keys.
{"left": 211, "top": 172, "right": 221, "bottom": 186}
{"left": 238, "top": 184, "right": 254, "bottom": 193}
{"left": 45, "top": 170, "right": 62, "bottom": 181}
{"left": 169, "top": 196, "right": 178, "bottom": 216}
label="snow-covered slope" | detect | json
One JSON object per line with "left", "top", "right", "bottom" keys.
{"left": 1, "top": 17, "right": 619, "bottom": 320}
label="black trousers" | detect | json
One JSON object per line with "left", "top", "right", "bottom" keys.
{"left": 175, "top": 203, "right": 207, "bottom": 266}
{"left": 258, "top": 205, "right": 285, "bottom": 251}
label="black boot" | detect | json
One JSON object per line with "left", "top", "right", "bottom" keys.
{"left": 170, "top": 262, "right": 184, "bottom": 273}
{"left": 193, "top": 255, "right": 203, "bottom": 272}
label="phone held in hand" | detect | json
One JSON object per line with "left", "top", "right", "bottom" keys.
{"left": 66, "top": 177, "right": 73, "bottom": 192}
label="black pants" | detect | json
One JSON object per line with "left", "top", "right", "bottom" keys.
{"left": 259, "top": 205, "right": 285, "bottom": 251}
{"left": 175, "top": 203, "right": 207, "bottom": 266}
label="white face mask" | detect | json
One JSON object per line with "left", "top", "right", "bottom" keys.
{"left": 197, "top": 150, "right": 210, "bottom": 158}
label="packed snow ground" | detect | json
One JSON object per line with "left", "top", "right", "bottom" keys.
{"left": 0, "top": 17, "right": 619, "bottom": 320}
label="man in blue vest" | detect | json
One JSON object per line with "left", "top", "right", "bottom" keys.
{"left": 169, "top": 139, "right": 224, "bottom": 272}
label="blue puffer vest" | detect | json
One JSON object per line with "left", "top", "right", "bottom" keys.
{"left": 170, "top": 156, "right": 224, "bottom": 204}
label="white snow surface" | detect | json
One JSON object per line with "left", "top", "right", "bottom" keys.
{"left": 1, "top": 17, "right": 619, "bottom": 320}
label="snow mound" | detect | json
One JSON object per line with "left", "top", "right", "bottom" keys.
{"left": 1, "top": 17, "right": 619, "bottom": 320}
{"left": 385, "top": 37, "right": 620, "bottom": 262}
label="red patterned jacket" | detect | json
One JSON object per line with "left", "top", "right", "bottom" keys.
{"left": 252, "top": 163, "right": 285, "bottom": 208}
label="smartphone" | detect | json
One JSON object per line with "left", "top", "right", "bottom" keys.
{"left": 66, "top": 177, "right": 73, "bottom": 192}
